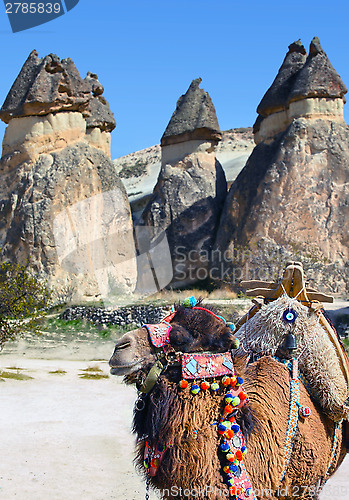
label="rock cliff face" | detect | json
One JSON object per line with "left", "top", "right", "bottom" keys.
{"left": 140, "top": 78, "right": 227, "bottom": 286}
{"left": 114, "top": 128, "right": 254, "bottom": 223}
{"left": 213, "top": 38, "right": 349, "bottom": 293}
{"left": 0, "top": 50, "right": 136, "bottom": 302}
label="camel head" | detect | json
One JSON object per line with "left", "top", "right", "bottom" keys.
{"left": 236, "top": 262, "right": 349, "bottom": 421}
{"left": 109, "top": 300, "right": 238, "bottom": 389}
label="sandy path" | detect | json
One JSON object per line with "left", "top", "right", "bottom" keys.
{"left": 0, "top": 340, "right": 347, "bottom": 500}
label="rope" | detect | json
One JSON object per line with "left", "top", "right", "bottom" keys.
{"left": 325, "top": 421, "right": 342, "bottom": 479}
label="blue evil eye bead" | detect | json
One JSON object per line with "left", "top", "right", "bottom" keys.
{"left": 282, "top": 308, "right": 298, "bottom": 323}
{"left": 220, "top": 441, "right": 230, "bottom": 452}
{"left": 191, "top": 384, "right": 201, "bottom": 395}
{"left": 235, "top": 377, "right": 244, "bottom": 387}
{"left": 231, "top": 423, "right": 240, "bottom": 433}
{"left": 183, "top": 296, "right": 197, "bottom": 308}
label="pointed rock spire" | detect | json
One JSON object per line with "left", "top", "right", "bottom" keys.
{"left": 0, "top": 50, "right": 91, "bottom": 123}
{"left": 289, "top": 37, "right": 347, "bottom": 102}
{"left": 257, "top": 40, "right": 307, "bottom": 117}
{"left": 84, "top": 72, "right": 116, "bottom": 132}
{"left": 161, "top": 78, "right": 221, "bottom": 146}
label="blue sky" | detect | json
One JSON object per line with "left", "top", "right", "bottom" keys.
{"left": 0, "top": 0, "right": 349, "bottom": 159}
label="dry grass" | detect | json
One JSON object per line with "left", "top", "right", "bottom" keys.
{"left": 49, "top": 370, "right": 67, "bottom": 375}
{"left": 0, "top": 370, "right": 33, "bottom": 381}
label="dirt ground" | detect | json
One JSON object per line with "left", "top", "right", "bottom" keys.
{"left": 0, "top": 333, "right": 347, "bottom": 500}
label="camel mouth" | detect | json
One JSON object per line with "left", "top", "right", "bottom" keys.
{"left": 109, "top": 359, "right": 144, "bottom": 376}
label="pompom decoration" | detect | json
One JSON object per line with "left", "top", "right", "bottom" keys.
{"left": 179, "top": 380, "right": 188, "bottom": 389}
{"left": 230, "top": 464, "right": 239, "bottom": 473}
{"left": 150, "top": 458, "right": 159, "bottom": 468}
{"left": 200, "top": 381, "right": 210, "bottom": 390}
{"left": 226, "top": 477, "right": 234, "bottom": 487}
{"left": 231, "top": 424, "right": 240, "bottom": 433}
{"left": 246, "top": 488, "right": 253, "bottom": 496}
{"left": 222, "top": 376, "right": 231, "bottom": 386}
{"left": 231, "top": 396, "right": 241, "bottom": 407}
{"left": 231, "top": 338, "right": 240, "bottom": 349}
{"left": 241, "top": 446, "right": 247, "bottom": 455}
{"left": 239, "top": 391, "right": 247, "bottom": 401}
{"left": 225, "top": 429, "right": 234, "bottom": 439}
{"left": 211, "top": 382, "right": 220, "bottom": 392}
{"left": 225, "top": 393, "right": 233, "bottom": 403}
{"left": 236, "top": 377, "right": 244, "bottom": 386}
{"left": 229, "top": 486, "right": 237, "bottom": 496}
{"left": 218, "top": 423, "right": 228, "bottom": 434}
{"left": 226, "top": 453, "right": 235, "bottom": 462}
{"left": 227, "top": 322, "right": 236, "bottom": 332}
{"left": 230, "top": 376, "right": 237, "bottom": 386}
{"left": 224, "top": 404, "right": 233, "bottom": 414}
{"left": 223, "top": 465, "right": 230, "bottom": 473}
{"left": 235, "top": 450, "right": 243, "bottom": 462}
{"left": 191, "top": 384, "right": 201, "bottom": 395}
{"left": 182, "top": 296, "right": 197, "bottom": 308}
{"left": 220, "top": 442, "right": 230, "bottom": 452}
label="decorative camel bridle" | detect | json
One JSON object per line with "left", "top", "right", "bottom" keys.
{"left": 138, "top": 296, "right": 256, "bottom": 500}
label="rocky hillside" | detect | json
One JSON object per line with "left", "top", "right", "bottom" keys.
{"left": 114, "top": 127, "right": 254, "bottom": 221}
{"left": 213, "top": 38, "right": 349, "bottom": 294}
{"left": 0, "top": 50, "right": 137, "bottom": 303}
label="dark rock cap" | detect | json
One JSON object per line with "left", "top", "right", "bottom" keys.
{"left": 161, "top": 78, "right": 221, "bottom": 147}
{"left": 84, "top": 72, "right": 116, "bottom": 132}
{"left": 0, "top": 50, "right": 91, "bottom": 123}
{"left": 289, "top": 37, "right": 347, "bottom": 102}
{"left": 257, "top": 40, "right": 307, "bottom": 117}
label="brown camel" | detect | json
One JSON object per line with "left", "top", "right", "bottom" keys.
{"left": 109, "top": 267, "right": 348, "bottom": 500}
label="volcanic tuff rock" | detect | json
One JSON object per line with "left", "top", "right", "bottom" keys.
{"left": 161, "top": 77, "right": 221, "bottom": 146}
{"left": 0, "top": 50, "right": 91, "bottom": 122}
{"left": 254, "top": 37, "right": 347, "bottom": 144}
{"left": 0, "top": 51, "right": 136, "bottom": 302}
{"left": 114, "top": 128, "right": 254, "bottom": 223}
{"left": 213, "top": 38, "right": 349, "bottom": 294}
{"left": 141, "top": 79, "right": 227, "bottom": 286}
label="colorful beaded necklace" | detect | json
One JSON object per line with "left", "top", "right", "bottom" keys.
{"left": 143, "top": 297, "right": 256, "bottom": 500}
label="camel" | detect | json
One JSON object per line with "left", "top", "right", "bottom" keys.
{"left": 109, "top": 263, "right": 349, "bottom": 500}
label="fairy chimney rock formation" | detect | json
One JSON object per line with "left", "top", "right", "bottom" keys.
{"left": 161, "top": 77, "right": 221, "bottom": 146}
{"left": 254, "top": 37, "right": 347, "bottom": 144}
{"left": 84, "top": 71, "right": 116, "bottom": 157}
{"left": 141, "top": 78, "right": 227, "bottom": 286}
{"left": 213, "top": 38, "right": 349, "bottom": 293}
{"left": 0, "top": 50, "right": 136, "bottom": 302}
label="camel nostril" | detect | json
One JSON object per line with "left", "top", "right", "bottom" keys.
{"left": 115, "top": 340, "right": 131, "bottom": 351}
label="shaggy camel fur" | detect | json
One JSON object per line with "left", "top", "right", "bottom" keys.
{"left": 237, "top": 295, "right": 349, "bottom": 422}
{"left": 109, "top": 304, "right": 347, "bottom": 500}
